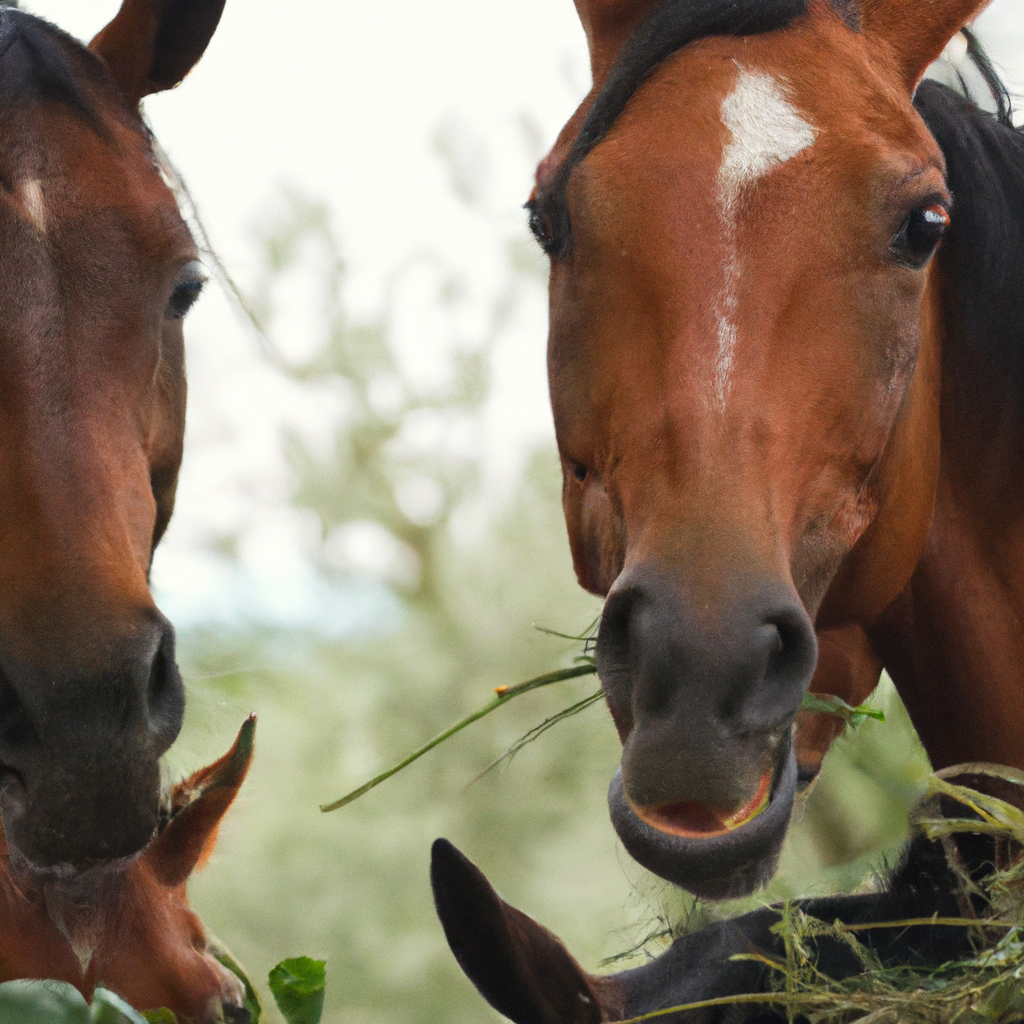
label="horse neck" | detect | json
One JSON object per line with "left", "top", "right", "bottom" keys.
{"left": 872, "top": 237, "right": 1024, "bottom": 772}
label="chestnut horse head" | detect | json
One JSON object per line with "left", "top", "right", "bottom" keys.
{"left": 0, "top": 0, "right": 223, "bottom": 870}
{"left": 0, "top": 717, "right": 256, "bottom": 1024}
{"left": 534, "top": 0, "right": 1000, "bottom": 898}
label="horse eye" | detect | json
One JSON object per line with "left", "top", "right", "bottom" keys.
{"left": 166, "top": 259, "right": 207, "bottom": 320}
{"left": 890, "top": 204, "right": 950, "bottom": 270}
{"left": 570, "top": 461, "right": 588, "bottom": 483}
{"left": 526, "top": 201, "right": 556, "bottom": 255}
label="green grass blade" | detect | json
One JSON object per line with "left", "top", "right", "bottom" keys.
{"left": 321, "top": 663, "right": 598, "bottom": 812}
{"left": 801, "top": 692, "right": 885, "bottom": 727}
{"left": 469, "top": 689, "right": 605, "bottom": 785}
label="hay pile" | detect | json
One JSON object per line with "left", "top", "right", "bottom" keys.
{"left": 623, "top": 766, "right": 1024, "bottom": 1024}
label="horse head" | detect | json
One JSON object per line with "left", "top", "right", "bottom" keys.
{"left": 0, "top": 717, "right": 256, "bottom": 1024}
{"left": 0, "top": 0, "right": 224, "bottom": 870}
{"left": 534, "top": 0, "right": 993, "bottom": 897}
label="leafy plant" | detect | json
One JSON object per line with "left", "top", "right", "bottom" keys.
{"left": 268, "top": 959, "right": 326, "bottom": 1024}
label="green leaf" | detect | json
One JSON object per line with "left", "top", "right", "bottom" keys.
{"left": 90, "top": 990, "right": 149, "bottom": 1024}
{"left": 139, "top": 1012, "right": 177, "bottom": 1024}
{"left": 0, "top": 980, "right": 90, "bottom": 1024}
{"left": 268, "top": 958, "right": 326, "bottom": 1024}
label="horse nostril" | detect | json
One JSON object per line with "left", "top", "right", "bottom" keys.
{"left": 146, "top": 625, "right": 185, "bottom": 752}
{"left": 745, "top": 604, "right": 818, "bottom": 729}
{"left": 0, "top": 669, "right": 36, "bottom": 750}
{"left": 595, "top": 583, "right": 640, "bottom": 740}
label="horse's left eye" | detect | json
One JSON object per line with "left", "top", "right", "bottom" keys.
{"left": 166, "top": 259, "right": 207, "bottom": 320}
{"left": 526, "top": 200, "right": 556, "bottom": 256}
{"left": 890, "top": 204, "right": 950, "bottom": 270}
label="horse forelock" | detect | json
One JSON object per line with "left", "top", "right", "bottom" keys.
{"left": 0, "top": 8, "right": 127, "bottom": 137}
{"left": 533, "top": 0, "right": 865, "bottom": 258}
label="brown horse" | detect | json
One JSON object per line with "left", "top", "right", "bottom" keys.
{"left": 531, "top": 0, "right": 1018, "bottom": 897}
{"left": 0, "top": 718, "right": 256, "bottom": 1024}
{"left": 0, "top": 0, "right": 224, "bottom": 871}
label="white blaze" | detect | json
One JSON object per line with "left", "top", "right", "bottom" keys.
{"left": 714, "top": 68, "right": 816, "bottom": 406}
{"left": 19, "top": 177, "right": 46, "bottom": 234}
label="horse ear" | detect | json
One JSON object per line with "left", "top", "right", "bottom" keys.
{"left": 145, "top": 715, "right": 255, "bottom": 889}
{"left": 430, "top": 839, "right": 614, "bottom": 1024}
{"left": 573, "top": 0, "right": 664, "bottom": 86}
{"left": 860, "top": 0, "right": 995, "bottom": 89}
{"left": 89, "top": 0, "right": 227, "bottom": 103}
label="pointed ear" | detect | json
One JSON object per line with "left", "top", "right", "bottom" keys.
{"left": 431, "top": 839, "right": 615, "bottom": 1024}
{"left": 145, "top": 715, "right": 255, "bottom": 889}
{"left": 573, "top": 0, "right": 665, "bottom": 86}
{"left": 89, "top": 0, "right": 227, "bottom": 104}
{"left": 861, "top": 0, "right": 995, "bottom": 89}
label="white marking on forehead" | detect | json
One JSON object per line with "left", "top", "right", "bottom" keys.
{"left": 719, "top": 69, "right": 817, "bottom": 194}
{"left": 713, "top": 68, "right": 817, "bottom": 409}
{"left": 18, "top": 177, "right": 46, "bottom": 234}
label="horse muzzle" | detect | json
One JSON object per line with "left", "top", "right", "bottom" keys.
{"left": 597, "top": 563, "right": 816, "bottom": 898}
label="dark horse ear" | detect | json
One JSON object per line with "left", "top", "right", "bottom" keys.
{"left": 144, "top": 714, "right": 255, "bottom": 889}
{"left": 89, "top": 0, "right": 226, "bottom": 103}
{"left": 430, "top": 839, "right": 616, "bottom": 1024}
{"left": 861, "top": 0, "right": 995, "bottom": 89}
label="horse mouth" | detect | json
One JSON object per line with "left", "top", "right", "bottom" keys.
{"left": 608, "top": 734, "right": 798, "bottom": 900}
{"left": 632, "top": 768, "right": 774, "bottom": 838}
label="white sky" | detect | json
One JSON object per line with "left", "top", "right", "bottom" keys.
{"left": 19, "top": 0, "right": 1024, "bottom": 633}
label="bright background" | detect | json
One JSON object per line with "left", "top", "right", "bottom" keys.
{"left": 18, "top": 1, "right": 1024, "bottom": 1021}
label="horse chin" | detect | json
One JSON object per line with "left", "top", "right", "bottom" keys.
{"left": 608, "top": 736, "right": 798, "bottom": 900}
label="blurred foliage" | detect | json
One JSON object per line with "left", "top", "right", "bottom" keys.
{"left": 170, "top": 192, "right": 934, "bottom": 1023}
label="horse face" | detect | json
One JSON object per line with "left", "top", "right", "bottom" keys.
{"left": 0, "top": 719, "right": 255, "bottom": 1024}
{"left": 0, "top": 1, "right": 223, "bottom": 870}
{"left": 538, "top": 0, "right": 988, "bottom": 897}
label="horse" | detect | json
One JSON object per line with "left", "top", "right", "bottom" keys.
{"left": 0, "top": 0, "right": 225, "bottom": 873}
{"left": 530, "top": 0, "right": 1023, "bottom": 898}
{"left": 0, "top": 717, "right": 257, "bottom": 1024}
{"left": 431, "top": 785, "right": 1008, "bottom": 1024}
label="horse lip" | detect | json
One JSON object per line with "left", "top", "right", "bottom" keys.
{"left": 631, "top": 768, "right": 774, "bottom": 839}
{"left": 608, "top": 735, "right": 798, "bottom": 900}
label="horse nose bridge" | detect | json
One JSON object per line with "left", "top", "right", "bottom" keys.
{"left": 597, "top": 563, "right": 817, "bottom": 744}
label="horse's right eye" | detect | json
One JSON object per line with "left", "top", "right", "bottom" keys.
{"left": 890, "top": 203, "right": 950, "bottom": 270}
{"left": 570, "top": 461, "right": 588, "bottom": 483}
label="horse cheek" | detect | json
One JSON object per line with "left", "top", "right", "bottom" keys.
{"left": 818, "top": 283, "right": 942, "bottom": 628}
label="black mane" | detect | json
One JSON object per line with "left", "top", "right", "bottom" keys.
{"left": 532, "top": 0, "right": 834, "bottom": 258}
{"left": 0, "top": 7, "right": 110, "bottom": 130}
{"left": 915, "top": 59, "right": 1024, "bottom": 410}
